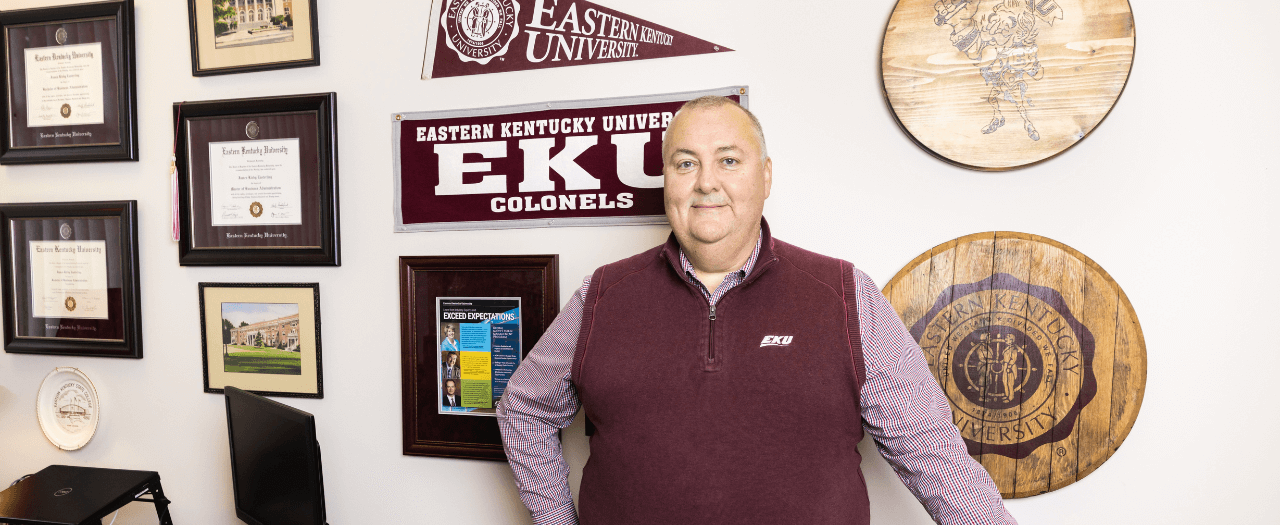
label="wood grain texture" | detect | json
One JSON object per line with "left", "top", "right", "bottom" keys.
{"left": 881, "top": 0, "right": 1135, "bottom": 170}
{"left": 982, "top": 236, "right": 1030, "bottom": 489}
{"left": 884, "top": 232, "right": 1145, "bottom": 498}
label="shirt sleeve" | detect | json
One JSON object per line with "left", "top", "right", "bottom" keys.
{"left": 854, "top": 269, "right": 1018, "bottom": 525}
{"left": 495, "top": 278, "right": 591, "bottom": 525}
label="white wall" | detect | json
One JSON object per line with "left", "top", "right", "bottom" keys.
{"left": 1, "top": 0, "right": 1277, "bottom": 523}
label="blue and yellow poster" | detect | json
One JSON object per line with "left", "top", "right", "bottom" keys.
{"left": 436, "top": 297, "right": 521, "bottom": 416}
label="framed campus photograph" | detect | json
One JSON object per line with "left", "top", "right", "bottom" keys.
{"left": 199, "top": 282, "right": 323, "bottom": 398}
{"left": 0, "top": 0, "right": 139, "bottom": 164}
{"left": 187, "top": 0, "right": 320, "bottom": 76}
{"left": 174, "top": 93, "right": 340, "bottom": 266}
{"left": 400, "top": 255, "right": 558, "bottom": 460}
{"left": 0, "top": 201, "right": 142, "bottom": 358}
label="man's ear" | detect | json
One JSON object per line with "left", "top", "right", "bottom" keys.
{"left": 762, "top": 157, "right": 773, "bottom": 199}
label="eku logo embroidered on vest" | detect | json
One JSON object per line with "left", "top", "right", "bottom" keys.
{"left": 759, "top": 335, "right": 794, "bottom": 347}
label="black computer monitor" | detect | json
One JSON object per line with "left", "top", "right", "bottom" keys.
{"left": 224, "top": 386, "right": 328, "bottom": 525}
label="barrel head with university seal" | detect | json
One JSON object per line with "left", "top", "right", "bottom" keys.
{"left": 882, "top": 232, "right": 1146, "bottom": 498}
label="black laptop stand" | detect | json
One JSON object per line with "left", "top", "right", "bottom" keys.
{"left": 0, "top": 465, "right": 172, "bottom": 525}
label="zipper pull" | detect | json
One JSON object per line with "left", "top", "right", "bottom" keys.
{"left": 709, "top": 303, "right": 716, "bottom": 321}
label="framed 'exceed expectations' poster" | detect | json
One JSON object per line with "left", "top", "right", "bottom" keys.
{"left": 400, "top": 255, "right": 557, "bottom": 460}
{"left": 174, "top": 93, "right": 340, "bottom": 266}
{"left": 436, "top": 297, "right": 522, "bottom": 416}
{"left": 0, "top": 201, "right": 143, "bottom": 358}
{"left": 0, "top": 0, "right": 139, "bottom": 164}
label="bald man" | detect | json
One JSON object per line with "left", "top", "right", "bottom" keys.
{"left": 497, "top": 97, "right": 1016, "bottom": 525}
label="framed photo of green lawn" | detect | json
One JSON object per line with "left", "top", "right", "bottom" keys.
{"left": 187, "top": 0, "right": 319, "bottom": 76}
{"left": 199, "top": 282, "right": 323, "bottom": 398}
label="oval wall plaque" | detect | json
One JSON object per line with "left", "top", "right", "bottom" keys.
{"left": 883, "top": 232, "right": 1145, "bottom": 497}
{"left": 881, "top": 0, "right": 1135, "bottom": 170}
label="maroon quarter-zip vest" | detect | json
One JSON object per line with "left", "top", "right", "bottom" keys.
{"left": 571, "top": 222, "right": 869, "bottom": 524}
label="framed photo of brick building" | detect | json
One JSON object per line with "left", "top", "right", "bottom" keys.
{"left": 187, "top": 0, "right": 320, "bottom": 76}
{"left": 199, "top": 282, "right": 322, "bottom": 398}
{"left": 399, "top": 255, "right": 558, "bottom": 460}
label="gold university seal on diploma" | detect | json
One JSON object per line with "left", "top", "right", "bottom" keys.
{"left": 250, "top": 202, "right": 264, "bottom": 218}
{"left": 64, "top": 296, "right": 77, "bottom": 312}
{"left": 60, "top": 104, "right": 71, "bottom": 119}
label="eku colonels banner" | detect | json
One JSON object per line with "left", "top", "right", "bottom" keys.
{"left": 422, "top": 0, "right": 732, "bottom": 79}
{"left": 393, "top": 86, "right": 748, "bottom": 232}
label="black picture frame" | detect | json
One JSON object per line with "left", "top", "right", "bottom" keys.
{"left": 199, "top": 282, "right": 323, "bottom": 399}
{"left": 187, "top": 0, "right": 320, "bottom": 76}
{"left": 175, "top": 92, "right": 340, "bottom": 266}
{"left": 0, "top": 201, "right": 142, "bottom": 358}
{"left": 0, "top": 0, "right": 139, "bottom": 164}
{"left": 400, "top": 255, "right": 559, "bottom": 461}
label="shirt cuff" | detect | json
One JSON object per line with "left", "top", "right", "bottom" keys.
{"left": 531, "top": 501, "right": 578, "bottom": 525}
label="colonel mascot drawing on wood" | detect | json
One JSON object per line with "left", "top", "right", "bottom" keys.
{"left": 934, "top": 0, "right": 1063, "bottom": 141}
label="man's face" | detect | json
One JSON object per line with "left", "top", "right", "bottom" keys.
{"left": 446, "top": 381, "right": 456, "bottom": 395}
{"left": 663, "top": 105, "right": 772, "bottom": 251}
{"left": 448, "top": 353, "right": 457, "bottom": 366}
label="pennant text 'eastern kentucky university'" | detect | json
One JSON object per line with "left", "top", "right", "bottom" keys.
{"left": 422, "top": 0, "right": 732, "bottom": 79}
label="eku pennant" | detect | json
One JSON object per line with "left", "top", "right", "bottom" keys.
{"left": 422, "top": 0, "right": 732, "bottom": 79}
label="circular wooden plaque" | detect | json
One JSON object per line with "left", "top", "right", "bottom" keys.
{"left": 883, "top": 232, "right": 1145, "bottom": 497}
{"left": 881, "top": 0, "right": 1135, "bottom": 170}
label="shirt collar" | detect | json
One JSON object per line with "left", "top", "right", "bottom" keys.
{"left": 678, "top": 229, "right": 764, "bottom": 283}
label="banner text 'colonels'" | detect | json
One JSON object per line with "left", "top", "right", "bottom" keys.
{"left": 395, "top": 91, "right": 745, "bottom": 230}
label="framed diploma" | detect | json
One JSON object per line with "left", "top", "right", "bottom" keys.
{"left": 199, "top": 283, "right": 323, "bottom": 398}
{"left": 399, "top": 255, "right": 558, "bottom": 460}
{"left": 0, "top": 0, "right": 139, "bottom": 165}
{"left": 187, "top": 0, "right": 320, "bottom": 76}
{"left": 0, "top": 201, "right": 142, "bottom": 358}
{"left": 175, "top": 93, "right": 340, "bottom": 266}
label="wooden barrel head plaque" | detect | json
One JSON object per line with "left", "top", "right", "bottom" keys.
{"left": 881, "top": 0, "right": 1135, "bottom": 170}
{"left": 883, "top": 232, "right": 1145, "bottom": 497}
